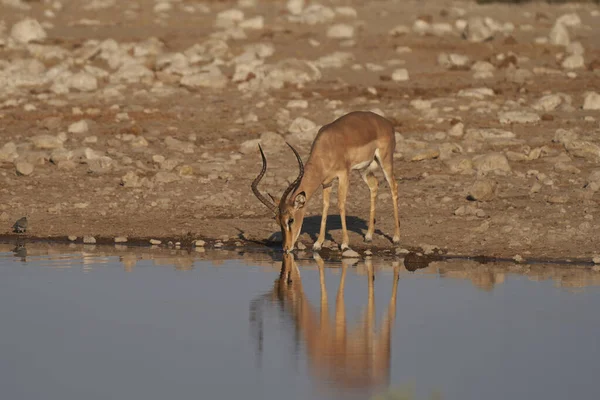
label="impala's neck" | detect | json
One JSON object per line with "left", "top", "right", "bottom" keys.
{"left": 290, "top": 160, "right": 324, "bottom": 202}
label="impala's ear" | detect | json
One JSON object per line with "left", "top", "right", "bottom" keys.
{"left": 293, "top": 192, "right": 306, "bottom": 210}
{"left": 267, "top": 193, "right": 281, "bottom": 205}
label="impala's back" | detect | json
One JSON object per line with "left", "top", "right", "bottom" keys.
{"left": 306, "top": 111, "right": 396, "bottom": 178}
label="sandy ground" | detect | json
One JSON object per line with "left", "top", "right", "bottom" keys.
{"left": 1, "top": 0, "right": 600, "bottom": 261}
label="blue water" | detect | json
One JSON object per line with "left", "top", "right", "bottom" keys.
{"left": 0, "top": 246, "right": 599, "bottom": 400}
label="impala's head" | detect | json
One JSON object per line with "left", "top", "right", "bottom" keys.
{"left": 251, "top": 143, "right": 307, "bottom": 253}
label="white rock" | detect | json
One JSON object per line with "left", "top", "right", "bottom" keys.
{"left": 315, "top": 51, "right": 354, "bottom": 69}
{"left": 342, "top": 249, "right": 360, "bottom": 258}
{"left": 532, "top": 94, "right": 563, "bottom": 112}
{"left": 68, "top": 120, "right": 89, "bottom": 134}
{"left": 583, "top": 92, "right": 600, "bottom": 110}
{"left": 327, "top": 24, "right": 354, "bottom": 39}
{"left": 556, "top": 13, "right": 581, "bottom": 28}
{"left": 287, "top": 0, "right": 305, "bottom": 15}
{"left": 215, "top": 9, "right": 245, "bottom": 28}
{"left": 65, "top": 72, "right": 98, "bottom": 92}
{"left": 472, "top": 153, "right": 511, "bottom": 174}
{"left": 438, "top": 53, "right": 470, "bottom": 68}
{"left": 239, "top": 16, "right": 264, "bottom": 30}
{"left": 391, "top": 68, "right": 409, "bottom": 81}
{"left": 239, "top": 139, "right": 261, "bottom": 155}
{"left": 463, "top": 16, "right": 494, "bottom": 42}
{"left": 562, "top": 54, "right": 584, "bottom": 69}
{"left": 286, "top": 99, "right": 308, "bottom": 109}
{"left": 288, "top": 4, "right": 335, "bottom": 25}
{"left": 31, "top": 134, "right": 63, "bottom": 150}
{"left": 549, "top": 22, "right": 570, "bottom": 46}
{"left": 448, "top": 122, "right": 464, "bottom": 138}
{"left": 83, "top": 236, "right": 96, "bottom": 244}
{"left": 457, "top": 87, "right": 494, "bottom": 99}
{"left": 289, "top": 117, "right": 316, "bottom": 134}
{"left": 10, "top": 18, "right": 47, "bottom": 44}
{"left": 498, "top": 111, "right": 540, "bottom": 124}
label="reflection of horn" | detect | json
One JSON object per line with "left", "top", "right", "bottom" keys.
{"left": 251, "top": 253, "right": 400, "bottom": 394}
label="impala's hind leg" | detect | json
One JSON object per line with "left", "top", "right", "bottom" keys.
{"left": 360, "top": 162, "right": 379, "bottom": 242}
{"left": 376, "top": 149, "right": 400, "bottom": 244}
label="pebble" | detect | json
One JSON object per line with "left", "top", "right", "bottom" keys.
{"left": 15, "top": 161, "right": 34, "bottom": 176}
{"left": 83, "top": 236, "right": 96, "bottom": 244}
{"left": 150, "top": 239, "right": 161, "bottom": 245}
{"left": 342, "top": 249, "right": 360, "bottom": 258}
{"left": 114, "top": 236, "right": 128, "bottom": 243}
{"left": 195, "top": 240, "right": 206, "bottom": 247}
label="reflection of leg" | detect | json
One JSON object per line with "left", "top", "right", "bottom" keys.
{"left": 313, "top": 185, "right": 332, "bottom": 251}
{"left": 381, "top": 264, "right": 400, "bottom": 340}
{"left": 361, "top": 169, "right": 379, "bottom": 242}
{"left": 335, "top": 263, "right": 347, "bottom": 341}
{"left": 366, "top": 259, "right": 375, "bottom": 343}
{"left": 315, "top": 253, "right": 329, "bottom": 325}
{"left": 337, "top": 173, "right": 350, "bottom": 250}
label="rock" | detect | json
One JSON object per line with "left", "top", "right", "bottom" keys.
{"left": 180, "top": 66, "right": 228, "bottom": 89}
{"left": 111, "top": 64, "right": 154, "bottom": 84}
{"left": 288, "top": 4, "right": 336, "bottom": 25}
{"left": 546, "top": 195, "right": 569, "bottom": 204}
{"left": 562, "top": 54, "right": 585, "bottom": 69}
{"left": 410, "top": 147, "right": 440, "bottom": 161}
{"left": 153, "top": 171, "right": 179, "bottom": 184}
{"left": 445, "top": 157, "right": 474, "bottom": 174}
{"left": 326, "top": 24, "right": 354, "bottom": 39}
{"left": 467, "top": 179, "right": 497, "bottom": 201}
{"left": 471, "top": 61, "right": 495, "bottom": 79}
{"left": 88, "top": 156, "right": 113, "bottom": 174}
{"left": 463, "top": 16, "right": 494, "bottom": 42}
{"left": 391, "top": 68, "right": 409, "bottom": 81}
{"left": 566, "top": 41, "right": 585, "bottom": 56}
{"left": 68, "top": 120, "right": 89, "bottom": 134}
{"left": 65, "top": 72, "right": 98, "bottom": 92}
{"left": 121, "top": 171, "right": 143, "bottom": 188}
{"left": 114, "top": 236, "right": 128, "bottom": 243}
{"left": 457, "top": 87, "right": 494, "bottom": 99}
{"left": 472, "top": 153, "right": 511, "bottom": 174}
{"left": 240, "top": 139, "right": 261, "bottom": 155}
{"left": 31, "top": 134, "right": 63, "bottom": 150}
{"left": 287, "top": 0, "right": 305, "bottom": 15}
{"left": 438, "top": 53, "right": 470, "bottom": 68}
{"left": 556, "top": 13, "right": 581, "bottom": 28}
{"left": 15, "top": 161, "right": 34, "bottom": 176}
{"left": 342, "top": 249, "right": 360, "bottom": 258}
{"left": 0, "top": 142, "right": 19, "bottom": 163}
{"left": 288, "top": 117, "right": 316, "bottom": 136}
{"left": 410, "top": 99, "right": 432, "bottom": 110}
{"left": 178, "top": 165, "right": 194, "bottom": 177}
{"left": 150, "top": 239, "right": 161, "bottom": 245}
{"left": 549, "top": 21, "right": 570, "bottom": 46}
{"left": 505, "top": 67, "right": 533, "bottom": 84}
{"left": 83, "top": 236, "right": 96, "bottom": 244}
{"left": 215, "top": 9, "right": 244, "bottom": 28}
{"left": 315, "top": 51, "right": 355, "bottom": 69}
{"left": 240, "top": 16, "right": 264, "bottom": 30}
{"left": 498, "top": 111, "right": 540, "bottom": 124}
{"left": 563, "top": 140, "right": 600, "bottom": 162}
{"left": 583, "top": 92, "right": 600, "bottom": 110}
{"left": 10, "top": 18, "right": 47, "bottom": 44}
{"left": 532, "top": 94, "right": 563, "bottom": 112}
{"left": 195, "top": 240, "right": 206, "bottom": 247}
{"left": 448, "top": 122, "right": 464, "bottom": 138}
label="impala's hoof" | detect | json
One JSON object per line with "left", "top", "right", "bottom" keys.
{"left": 393, "top": 235, "right": 400, "bottom": 244}
{"left": 340, "top": 243, "right": 350, "bottom": 251}
{"left": 312, "top": 242, "right": 323, "bottom": 252}
{"left": 364, "top": 233, "right": 373, "bottom": 242}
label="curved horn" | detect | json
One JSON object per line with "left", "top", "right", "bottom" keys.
{"left": 281, "top": 142, "right": 305, "bottom": 203}
{"left": 251, "top": 144, "right": 277, "bottom": 214}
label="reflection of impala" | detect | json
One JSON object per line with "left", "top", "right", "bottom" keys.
{"left": 251, "top": 111, "right": 401, "bottom": 252}
{"left": 251, "top": 253, "right": 400, "bottom": 394}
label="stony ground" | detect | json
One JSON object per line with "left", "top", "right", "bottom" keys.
{"left": 1, "top": 0, "right": 600, "bottom": 261}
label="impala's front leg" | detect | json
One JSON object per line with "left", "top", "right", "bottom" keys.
{"left": 337, "top": 173, "right": 350, "bottom": 250}
{"left": 313, "top": 185, "right": 332, "bottom": 251}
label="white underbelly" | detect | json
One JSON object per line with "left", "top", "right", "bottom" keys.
{"left": 350, "top": 149, "right": 380, "bottom": 171}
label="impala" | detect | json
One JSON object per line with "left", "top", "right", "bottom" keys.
{"left": 251, "top": 111, "right": 401, "bottom": 252}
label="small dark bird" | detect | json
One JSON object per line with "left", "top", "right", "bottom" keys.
{"left": 12, "top": 217, "right": 27, "bottom": 233}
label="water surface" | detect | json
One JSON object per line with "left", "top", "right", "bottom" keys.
{"left": 1, "top": 243, "right": 599, "bottom": 400}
